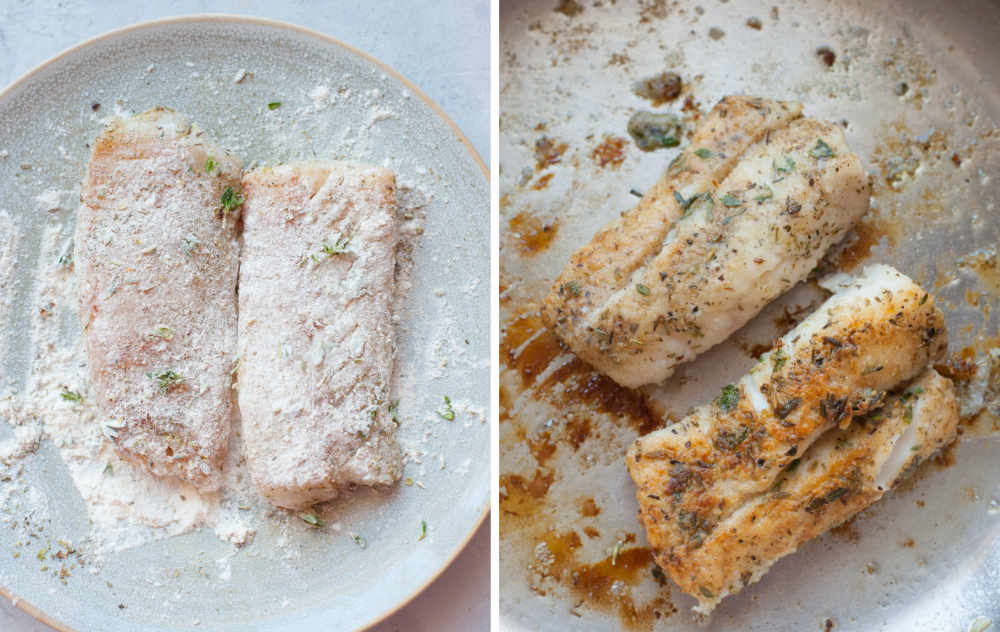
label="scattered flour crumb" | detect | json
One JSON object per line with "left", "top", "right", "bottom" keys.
{"left": 232, "top": 69, "right": 249, "bottom": 84}
{"left": 34, "top": 189, "right": 69, "bottom": 213}
{"left": 309, "top": 85, "right": 332, "bottom": 110}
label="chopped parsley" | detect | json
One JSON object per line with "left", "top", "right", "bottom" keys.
{"left": 809, "top": 139, "right": 835, "bottom": 159}
{"left": 753, "top": 185, "right": 774, "bottom": 202}
{"left": 418, "top": 520, "right": 427, "bottom": 541}
{"left": 219, "top": 186, "right": 245, "bottom": 216}
{"left": 204, "top": 157, "right": 216, "bottom": 173}
{"left": 146, "top": 370, "right": 183, "bottom": 393}
{"left": 721, "top": 193, "right": 742, "bottom": 207}
{"left": 300, "top": 512, "right": 325, "bottom": 527}
{"left": 636, "top": 284, "right": 651, "bottom": 296}
{"left": 437, "top": 396, "right": 455, "bottom": 421}
{"left": 775, "top": 156, "right": 796, "bottom": 173}
{"left": 920, "top": 293, "right": 929, "bottom": 305}
{"left": 771, "top": 349, "right": 787, "bottom": 371}
{"left": 268, "top": 101, "right": 282, "bottom": 110}
{"left": 322, "top": 234, "right": 351, "bottom": 256}
{"left": 352, "top": 533, "right": 367, "bottom": 549}
{"left": 694, "top": 148, "right": 714, "bottom": 159}
{"left": 103, "top": 463, "right": 113, "bottom": 476}
{"left": 148, "top": 325, "right": 173, "bottom": 340}
{"left": 58, "top": 252, "right": 73, "bottom": 268}
{"left": 60, "top": 389, "right": 83, "bottom": 402}
{"left": 715, "top": 384, "right": 739, "bottom": 412}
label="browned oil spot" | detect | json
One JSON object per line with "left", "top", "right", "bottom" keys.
{"left": 746, "top": 16, "right": 762, "bottom": 30}
{"left": 541, "top": 358, "right": 659, "bottom": 434}
{"left": 933, "top": 440, "right": 958, "bottom": 469}
{"left": 500, "top": 470, "right": 555, "bottom": 518}
{"left": 592, "top": 135, "right": 627, "bottom": 169}
{"left": 580, "top": 497, "right": 601, "bottom": 517}
{"left": 638, "top": 0, "right": 669, "bottom": 23}
{"left": 535, "top": 136, "right": 568, "bottom": 170}
{"left": 735, "top": 338, "right": 772, "bottom": 360}
{"left": 680, "top": 94, "right": 702, "bottom": 124}
{"left": 583, "top": 526, "right": 601, "bottom": 539}
{"left": 528, "top": 429, "right": 557, "bottom": 467}
{"left": 824, "top": 619, "right": 836, "bottom": 632}
{"left": 831, "top": 516, "right": 860, "bottom": 542}
{"left": 501, "top": 310, "right": 564, "bottom": 386}
{"left": 499, "top": 385, "right": 512, "bottom": 423}
{"left": 772, "top": 302, "right": 819, "bottom": 337}
{"left": 554, "top": 0, "right": 583, "bottom": 17}
{"left": 916, "top": 499, "right": 925, "bottom": 507}
{"left": 708, "top": 27, "right": 725, "bottom": 40}
{"left": 500, "top": 193, "right": 511, "bottom": 208}
{"left": 965, "top": 487, "right": 981, "bottom": 502}
{"left": 816, "top": 46, "right": 836, "bottom": 68}
{"left": 570, "top": 547, "right": 672, "bottom": 630}
{"left": 631, "top": 72, "right": 682, "bottom": 106}
{"left": 901, "top": 537, "right": 915, "bottom": 548}
{"left": 609, "top": 52, "right": 631, "bottom": 66}
{"left": 959, "top": 249, "right": 1000, "bottom": 295}
{"left": 951, "top": 152, "right": 962, "bottom": 167}
{"left": 532, "top": 173, "right": 555, "bottom": 190}
{"left": 966, "top": 289, "right": 982, "bottom": 307}
{"left": 508, "top": 212, "right": 559, "bottom": 256}
{"left": 934, "top": 348, "right": 978, "bottom": 384}
{"left": 833, "top": 216, "right": 900, "bottom": 271}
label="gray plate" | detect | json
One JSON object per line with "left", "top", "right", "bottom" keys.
{"left": 500, "top": 0, "right": 999, "bottom": 630}
{"left": 0, "top": 15, "right": 489, "bottom": 632}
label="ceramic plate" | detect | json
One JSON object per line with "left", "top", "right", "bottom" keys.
{"left": 0, "top": 15, "right": 489, "bottom": 632}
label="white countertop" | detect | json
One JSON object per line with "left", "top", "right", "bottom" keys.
{"left": 0, "top": 1, "right": 489, "bottom": 631}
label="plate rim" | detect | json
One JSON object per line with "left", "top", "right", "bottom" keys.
{"left": 0, "top": 13, "right": 489, "bottom": 632}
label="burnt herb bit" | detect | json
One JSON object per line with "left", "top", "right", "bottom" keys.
{"left": 631, "top": 71, "right": 683, "bottom": 105}
{"left": 560, "top": 280, "right": 582, "bottom": 296}
{"left": 267, "top": 101, "right": 282, "bottom": 110}
{"left": 721, "top": 192, "right": 742, "bottom": 207}
{"left": 629, "top": 188, "right": 644, "bottom": 198}
{"left": 715, "top": 384, "right": 740, "bottom": 412}
{"left": 204, "top": 157, "right": 216, "bottom": 173}
{"left": 437, "top": 395, "right": 456, "bottom": 421}
{"left": 785, "top": 457, "right": 801, "bottom": 473}
{"left": 636, "top": 283, "right": 651, "bottom": 296}
{"left": 698, "top": 585, "right": 715, "bottom": 599}
{"left": 146, "top": 370, "right": 183, "bottom": 393}
{"left": 776, "top": 397, "right": 802, "bottom": 419}
{"left": 920, "top": 293, "right": 929, "bottom": 305}
{"left": 715, "top": 425, "right": 750, "bottom": 450}
{"left": 694, "top": 148, "right": 714, "bottom": 159}
{"left": 627, "top": 111, "right": 682, "bottom": 151}
{"left": 60, "top": 388, "right": 83, "bottom": 402}
{"left": 820, "top": 394, "right": 848, "bottom": 424}
{"left": 300, "top": 512, "right": 325, "bottom": 527}
{"left": 809, "top": 138, "right": 835, "bottom": 159}
{"left": 219, "top": 186, "right": 245, "bottom": 216}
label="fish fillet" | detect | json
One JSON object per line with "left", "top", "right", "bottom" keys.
{"left": 544, "top": 96, "right": 871, "bottom": 388}
{"left": 76, "top": 107, "right": 242, "bottom": 490}
{"left": 238, "top": 162, "right": 403, "bottom": 509}
{"left": 673, "top": 369, "right": 958, "bottom": 613}
{"left": 626, "top": 265, "right": 949, "bottom": 611}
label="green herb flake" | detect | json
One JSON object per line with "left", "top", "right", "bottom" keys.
{"left": 636, "top": 283, "right": 651, "bottom": 296}
{"left": 920, "top": 293, "right": 929, "bottom": 305}
{"left": 148, "top": 325, "right": 173, "bottom": 340}
{"left": 352, "top": 533, "right": 367, "bottom": 549}
{"left": 60, "top": 389, "right": 83, "bottom": 403}
{"left": 673, "top": 190, "right": 688, "bottom": 208}
{"left": 698, "top": 585, "right": 715, "bottom": 599}
{"left": 103, "top": 463, "right": 113, "bottom": 476}
{"left": 146, "top": 370, "right": 183, "bottom": 393}
{"left": 219, "top": 186, "right": 245, "bottom": 216}
{"left": 322, "top": 234, "right": 351, "bottom": 256}
{"left": 204, "top": 157, "right": 216, "bottom": 173}
{"left": 694, "top": 148, "right": 714, "bottom": 159}
{"left": 904, "top": 404, "right": 914, "bottom": 424}
{"left": 809, "top": 139, "right": 835, "bottom": 159}
{"left": 715, "top": 384, "right": 740, "bottom": 413}
{"left": 772, "top": 349, "right": 787, "bottom": 371}
{"left": 418, "top": 520, "right": 427, "bottom": 541}
{"left": 627, "top": 111, "right": 682, "bottom": 151}
{"left": 437, "top": 395, "right": 456, "bottom": 421}
{"left": 753, "top": 185, "right": 774, "bottom": 202}
{"left": 775, "top": 156, "right": 796, "bottom": 173}
{"left": 58, "top": 252, "right": 73, "bottom": 268}
{"left": 389, "top": 400, "right": 400, "bottom": 425}
{"left": 560, "top": 281, "right": 582, "bottom": 297}
{"left": 300, "top": 512, "right": 325, "bottom": 527}
{"left": 268, "top": 101, "right": 282, "bottom": 110}
{"left": 609, "top": 539, "right": 625, "bottom": 566}
{"left": 405, "top": 477, "right": 414, "bottom": 486}
{"left": 903, "top": 386, "right": 925, "bottom": 399}
{"left": 721, "top": 193, "right": 742, "bottom": 207}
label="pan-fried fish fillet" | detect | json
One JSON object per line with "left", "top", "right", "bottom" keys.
{"left": 544, "top": 96, "right": 870, "bottom": 388}
{"left": 76, "top": 107, "right": 242, "bottom": 490}
{"left": 672, "top": 369, "right": 959, "bottom": 613}
{"left": 238, "top": 162, "right": 403, "bottom": 509}
{"left": 626, "top": 265, "right": 948, "bottom": 610}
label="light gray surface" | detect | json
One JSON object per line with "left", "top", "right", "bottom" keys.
{"left": 0, "top": 2, "right": 489, "bottom": 631}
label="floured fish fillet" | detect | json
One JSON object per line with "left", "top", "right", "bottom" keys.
{"left": 76, "top": 107, "right": 242, "bottom": 490}
{"left": 670, "top": 369, "right": 958, "bottom": 613}
{"left": 626, "top": 265, "right": 948, "bottom": 611}
{"left": 239, "top": 162, "right": 402, "bottom": 509}
{"left": 544, "top": 95, "right": 871, "bottom": 388}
